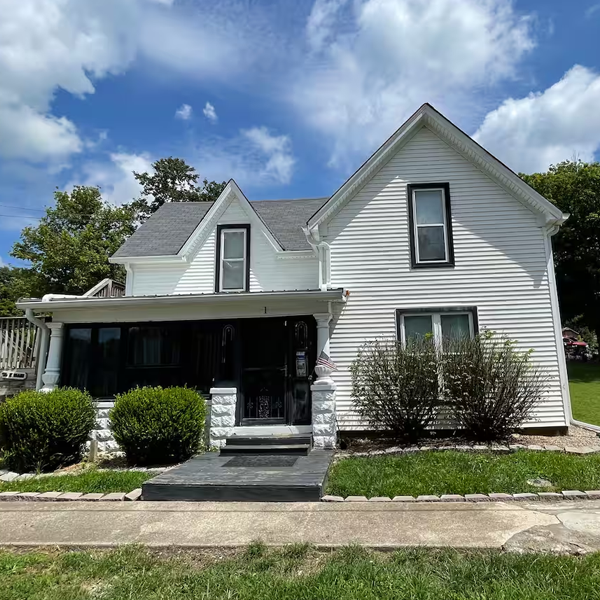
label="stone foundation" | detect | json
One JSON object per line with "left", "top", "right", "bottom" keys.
{"left": 90, "top": 400, "right": 120, "bottom": 454}
{"left": 209, "top": 388, "right": 237, "bottom": 448}
{"left": 311, "top": 382, "right": 337, "bottom": 449}
{"left": 0, "top": 368, "right": 36, "bottom": 402}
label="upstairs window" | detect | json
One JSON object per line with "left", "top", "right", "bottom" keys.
{"left": 216, "top": 225, "right": 250, "bottom": 292}
{"left": 408, "top": 183, "right": 454, "bottom": 268}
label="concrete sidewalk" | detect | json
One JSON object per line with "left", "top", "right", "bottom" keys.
{"left": 1, "top": 500, "right": 600, "bottom": 552}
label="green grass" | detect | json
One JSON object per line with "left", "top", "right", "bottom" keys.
{"left": 568, "top": 362, "right": 600, "bottom": 427}
{"left": 0, "top": 545, "right": 599, "bottom": 599}
{"left": 326, "top": 450, "right": 600, "bottom": 498}
{"left": 0, "top": 470, "right": 153, "bottom": 494}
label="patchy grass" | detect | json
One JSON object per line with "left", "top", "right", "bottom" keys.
{"left": 0, "top": 545, "right": 599, "bottom": 599}
{"left": 0, "top": 469, "right": 153, "bottom": 494}
{"left": 568, "top": 362, "right": 600, "bottom": 427}
{"left": 326, "top": 450, "right": 600, "bottom": 498}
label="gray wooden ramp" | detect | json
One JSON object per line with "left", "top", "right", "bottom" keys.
{"left": 142, "top": 450, "right": 334, "bottom": 502}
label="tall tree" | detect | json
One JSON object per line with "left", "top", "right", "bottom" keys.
{"left": 0, "top": 266, "right": 41, "bottom": 316}
{"left": 11, "top": 186, "right": 136, "bottom": 296}
{"left": 131, "top": 157, "right": 226, "bottom": 219}
{"left": 521, "top": 161, "right": 600, "bottom": 342}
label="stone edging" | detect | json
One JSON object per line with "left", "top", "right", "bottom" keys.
{"left": 322, "top": 490, "right": 600, "bottom": 502}
{"left": 342, "top": 443, "right": 600, "bottom": 458}
{"left": 0, "top": 489, "right": 142, "bottom": 502}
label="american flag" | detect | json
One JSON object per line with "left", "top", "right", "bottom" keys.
{"left": 316, "top": 351, "right": 337, "bottom": 371}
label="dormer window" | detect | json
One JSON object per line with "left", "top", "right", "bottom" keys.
{"left": 216, "top": 224, "right": 250, "bottom": 292}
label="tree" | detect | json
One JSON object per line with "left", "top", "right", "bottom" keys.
{"left": 0, "top": 266, "right": 41, "bottom": 316}
{"left": 521, "top": 161, "right": 600, "bottom": 344}
{"left": 131, "top": 157, "right": 226, "bottom": 219}
{"left": 11, "top": 186, "right": 136, "bottom": 296}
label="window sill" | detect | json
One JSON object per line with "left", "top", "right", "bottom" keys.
{"left": 411, "top": 262, "right": 455, "bottom": 270}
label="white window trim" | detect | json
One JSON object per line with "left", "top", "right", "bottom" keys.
{"left": 399, "top": 311, "right": 474, "bottom": 348}
{"left": 412, "top": 187, "right": 450, "bottom": 264}
{"left": 219, "top": 228, "right": 247, "bottom": 293}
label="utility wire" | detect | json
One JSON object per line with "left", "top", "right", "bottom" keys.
{"left": 0, "top": 204, "right": 46, "bottom": 213}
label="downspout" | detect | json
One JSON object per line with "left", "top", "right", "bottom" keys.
{"left": 302, "top": 225, "right": 330, "bottom": 291}
{"left": 24, "top": 308, "right": 49, "bottom": 391}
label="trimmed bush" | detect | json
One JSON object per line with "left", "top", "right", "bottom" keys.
{"left": 110, "top": 386, "right": 206, "bottom": 466}
{"left": 442, "top": 332, "right": 547, "bottom": 441}
{"left": 350, "top": 338, "right": 442, "bottom": 443}
{"left": 0, "top": 388, "right": 95, "bottom": 473}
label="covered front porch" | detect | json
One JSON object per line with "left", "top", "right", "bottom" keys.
{"left": 19, "top": 289, "right": 345, "bottom": 450}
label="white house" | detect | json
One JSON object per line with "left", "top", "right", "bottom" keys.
{"left": 18, "top": 104, "right": 571, "bottom": 450}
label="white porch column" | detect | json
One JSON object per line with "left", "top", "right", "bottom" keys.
{"left": 41, "top": 322, "right": 64, "bottom": 392}
{"left": 312, "top": 312, "right": 337, "bottom": 448}
{"left": 209, "top": 387, "right": 237, "bottom": 448}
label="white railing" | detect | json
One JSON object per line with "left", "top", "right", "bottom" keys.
{"left": 0, "top": 317, "right": 39, "bottom": 370}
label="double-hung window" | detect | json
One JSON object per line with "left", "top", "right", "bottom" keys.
{"left": 217, "top": 225, "right": 250, "bottom": 292}
{"left": 408, "top": 183, "right": 454, "bottom": 267}
{"left": 396, "top": 307, "right": 478, "bottom": 349}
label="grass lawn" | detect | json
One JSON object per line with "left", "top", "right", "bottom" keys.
{"left": 326, "top": 450, "right": 600, "bottom": 498}
{"left": 0, "top": 470, "right": 153, "bottom": 494}
{"left": 1, "top": 545, "right": 599, "bottom": 600}
{"left": 568, "top": 362, "right": 600, "bottom": 427}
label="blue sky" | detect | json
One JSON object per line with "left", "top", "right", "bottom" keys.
{"left": 1, "top": 0, "right": 600, "bottom": 266}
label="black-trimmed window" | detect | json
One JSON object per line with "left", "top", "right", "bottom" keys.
{"left": 408, "top": 183, "right": 454, "bottom": 268}
{"left": 396, "top": 307, "right": 478, "bottom": 349}
{"left": 216, "top": 224, "right": 250, "bottom": 292}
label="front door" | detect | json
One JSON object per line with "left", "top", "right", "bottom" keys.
{"left": 238, "top": 317, "right": 316, "bottom": 426}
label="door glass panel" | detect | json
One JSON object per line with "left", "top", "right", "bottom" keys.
{"left": 417, "top": 226, "right": 446, "bottom": 261}
{"left": 93, "top": 328, "right": 121, "bottom": 397}
{"left": 66, "top": 328, "right": 92, "bottom": 390}
{"left": 223, "top": 231, "right": 244, "bottom": 259}
{"left": 404, "top": 315, "right": 433, "bottom": 340}
{"left": 128, "top": 326, "right": 180, "bottom": 366}
{"left": 415, "top": 190, "right": 444, "bottom": 224}
{"left": 222, "top": 260, "right": 244, "bottom": 290}
{"left": 441, "top": 314, "right": 470, "bottom": 342}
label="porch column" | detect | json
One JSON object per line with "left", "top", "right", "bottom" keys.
{"left": 41, "top": 322, "right": 64, "bottom": 392}
{"left": 312, "top": 312, "right": 337, "bottom": 448}
{"left": 209, "top": 387, "right": 237, "bottom": 448}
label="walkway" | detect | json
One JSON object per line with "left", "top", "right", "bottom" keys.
{"left": 1, "top": 500, "right": 600, "bottom": 553}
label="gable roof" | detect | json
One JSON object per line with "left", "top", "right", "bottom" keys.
{"left": 112, "top": 196, "right": 327, "bottom": 259}
{"left": 307, "top": 103, "right": 567, "bottom": 230}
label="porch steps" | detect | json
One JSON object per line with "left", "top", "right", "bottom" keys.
{"left": 220, "top": 436, "right": 313, "bottom": 456}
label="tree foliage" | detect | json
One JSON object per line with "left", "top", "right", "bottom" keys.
{"left": 521, "top": 160, "right": 600, "bottom": 343}
{"left": 131, "top": 157, "right": 226, "bottom": 219}
{"left": 0, "top": 266, "right": 42, "bottom": 316}
{"left": 11, "top": 186, "right": 136, "bottom": 296}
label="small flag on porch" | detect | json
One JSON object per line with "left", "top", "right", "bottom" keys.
{"left": 316, "top": 351, "right": 337, "bottom": 371}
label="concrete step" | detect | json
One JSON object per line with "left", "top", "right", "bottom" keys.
{"left": 225, "top": 436, "right": 313, "bottom": 447}
{"left": 220, "top": 444, "right": 311, "bottom": 456}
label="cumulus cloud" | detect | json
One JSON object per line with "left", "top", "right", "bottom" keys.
{"left": 293, "top": 0, "right": 534, "bottom": 168}
{"left": 79, "top": 152, "right": 154, "bottom": 205}
{"left": 203, "top": 102, "right": 218, "bottom": 123}
{"left": 193, "top": 127, "right": 295, "bottom": 187}
{"left": 175, "top": 103, "right": 193, "bottom": 120}
{"left": 474, "top": 66, "right": 600, "bottom": 173}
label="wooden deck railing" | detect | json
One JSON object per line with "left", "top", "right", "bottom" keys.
{"left": 0, "top": 317, "right": 39, "bottom": 370}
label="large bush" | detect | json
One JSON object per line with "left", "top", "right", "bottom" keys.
{"left": 0, "top": 388, "right": 95, "bottom": 473}
{"left": 350, "top": 338, "right": 441, "bottom": 443}
{"left": 442, "top": 332, "right": 547, "bottom": 441}
{"left": 110, "top": 386, "right": 206, "bottom": 466}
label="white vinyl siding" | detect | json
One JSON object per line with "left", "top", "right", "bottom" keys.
{"left": 326, "top": 125, "right": 567, "bottom": 430}
{"left": 129, "top": 196, "right": 319, "bottom": 295}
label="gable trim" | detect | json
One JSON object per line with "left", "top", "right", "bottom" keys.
{"left": 307, "top": 103, "right": 566, "bottom": 231}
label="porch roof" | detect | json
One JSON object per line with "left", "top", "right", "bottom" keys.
{"left": 17, "top": 288, "right": 346, "bottom": 312}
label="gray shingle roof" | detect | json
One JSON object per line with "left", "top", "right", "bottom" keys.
{"left": 112, "top": 197, "right": 328, "bottom": 258}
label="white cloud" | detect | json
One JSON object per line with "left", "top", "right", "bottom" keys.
{"left": 293, "top": 0, "right": 534, "bottom": 168}
{"left": 0, "top": 256, "right": 4, "bottom": 267}
{"left": 80, "top": 152, "right": 154, "bottom": 205}
{"left": 203, "top": 102, "right": 218, "bottom": 123}
{"left": 586, "top": 4, "right": 600, "bottom": 18}
{"left": 193, "top": 127, "right": 295, "bottom": 187}
{"left": 474, "top": 65, "right": 600, "bottom": 173}
{"left": 175, "top": 103, "right": 193, "bottom": 120}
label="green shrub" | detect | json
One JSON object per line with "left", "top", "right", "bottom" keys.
{"left": 350, "top": 337, "right": 442, "bottom": 443}
{"left": 442, "top": 332, "right": 547, "bottom": 441}
{"left": 0, "top": 388, "right": 95, "bottom": 473}
{"left": 110, "top": 386, "right": 206, "bottom": 466}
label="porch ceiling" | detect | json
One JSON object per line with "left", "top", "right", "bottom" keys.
{"left": 17, "top": 288, "right": 346, "bottom": 312}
